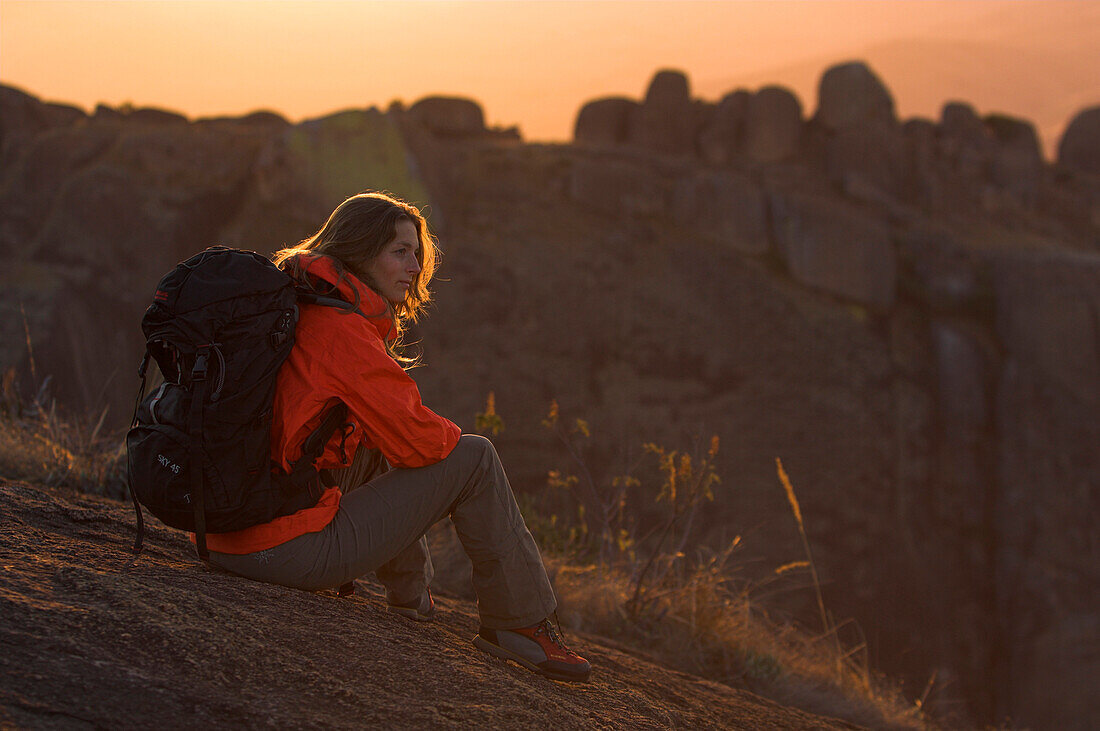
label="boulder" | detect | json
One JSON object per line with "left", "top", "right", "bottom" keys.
{"left": 1057, "top": 106, "right": 1100, "bottom": 176}
{"left": 985, "top": 114, "right": 1043, "bottom": 203}
{"left": 768, "top": 192, "right": 896, "bottom": 307}
{"left": 743, "top": 86, "right": 802, "bottom": 163}
{"left": 406, "top": 96, "right": 485, "bottom": 138}
{"left": 811, "top": 63, "right": 902, "bottom": 193}
{"left": 569, "top": 156, "right": 665, "bottom": 217}
{"left": 814, "top": 62, "right": 896, "bottom": 131}
{"left": 574, "top": 97, "right": 638, "bottom": 146}
{"left": 239, "top": 110, "right": 291, "bottom": 127}
{"left": 631, "top": 69, "right": 695, "bottom": 156}
{"left": 938, "top": 102, "right": 995, "bottom": 180}
{"left": 672, "top": 170, "right": 769, "bottom": 255}
{"left": 940, "top": 102, "right": 987, "bottom": 142}
{"left": 931, "top": 102, "right": 1006, "bottom": 215}
{"left": 697, "top": 90, "right": 749, "bottom": 165}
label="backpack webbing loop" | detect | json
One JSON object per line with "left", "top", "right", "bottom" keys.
{"left": 128, "top": 353, "right": 151, "bottom": 554}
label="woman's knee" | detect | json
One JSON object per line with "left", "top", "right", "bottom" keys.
{"left": 449, "top": 434, "right": 506, "bottom": 494}
{"left": 455, "top": 433, "right": 497, "bottom": 462}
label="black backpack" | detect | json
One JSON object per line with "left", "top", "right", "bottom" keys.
{"left": 126, "top": 246, "right": 356, "bottom": 560}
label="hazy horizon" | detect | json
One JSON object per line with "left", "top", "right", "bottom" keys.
{"left": 3, "top": 1, "right": 1098, "bottom": 156}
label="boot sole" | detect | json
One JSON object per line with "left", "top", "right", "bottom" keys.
{"left": 387, "top": 604, "right": 435, "bottom": 622}
{"left": 473, "top": 635, "right": 591, "bottom": 682}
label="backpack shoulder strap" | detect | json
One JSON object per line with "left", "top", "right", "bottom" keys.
{"left": 294, "top": 284, "right": 374, "bottom": 320}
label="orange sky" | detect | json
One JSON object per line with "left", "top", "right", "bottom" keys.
{"left": 2, "top": 1, "right": 1098, "bottom": 152}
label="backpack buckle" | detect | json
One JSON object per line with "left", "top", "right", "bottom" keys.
{"left": 192, "top": 351, "right": 210, "bottom": 381}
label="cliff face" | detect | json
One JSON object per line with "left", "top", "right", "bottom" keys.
{"left": 1, "top": 62, "right": 1098, "bottom": 728}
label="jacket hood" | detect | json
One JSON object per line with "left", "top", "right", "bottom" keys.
{"left": 285, "top": 252, "right": 396, "bottom": 342}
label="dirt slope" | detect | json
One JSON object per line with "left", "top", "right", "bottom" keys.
{"left": 0, "top": 481, "right": 859, "bottom": 730}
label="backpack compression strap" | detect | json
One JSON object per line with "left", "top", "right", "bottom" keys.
{"left": 283, "top": 401, "right": 350, "bottom": 494}
{"left": 189, "top": 348, "right": 211, "bottom": 562}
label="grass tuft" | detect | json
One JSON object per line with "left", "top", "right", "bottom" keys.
{"left": 0, "top": 368, "right": 127, "bottom": 498}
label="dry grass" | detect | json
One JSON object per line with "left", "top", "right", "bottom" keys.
{"left": 544, "top": 544, "right": 926, "bottom": 730}
{"left": 496, "top": 399, "right": 931, "bottom": 728}
{"left": 0, "top": 369, "right": 127, "bottom": 497}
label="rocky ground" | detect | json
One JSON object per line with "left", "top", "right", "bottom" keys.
{"left": 0, "top": 479, "right": 862, "bottom": 730}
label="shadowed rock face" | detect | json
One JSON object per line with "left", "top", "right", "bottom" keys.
{"left": 0, "top": 85, "right": 84, "bottom": 166}
{"left": 768, "top": 192, "right": 897, "bottom": 307}
{"left": 672, "top": 170, "right": 769, "bottom": 255}
{"left": 3, "top": 65, "right": 1100, "bottom": 729}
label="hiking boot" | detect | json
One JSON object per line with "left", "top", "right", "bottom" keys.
{"left": 387, "top": 588, "right": 436, "bottom": 622}
{"left": 473, "top": 618, "right": 591, "bottom": 682}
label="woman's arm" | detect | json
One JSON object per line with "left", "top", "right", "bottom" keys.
{"left": 314, "top": 310, "right": 461, "bottom": 469}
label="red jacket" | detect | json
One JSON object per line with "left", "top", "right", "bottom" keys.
{"left": 205, "top": 253, "right": 461, "bottom": 554}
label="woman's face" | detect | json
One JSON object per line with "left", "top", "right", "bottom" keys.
{"left": 362, "top": 218, "right": 422, "bottom": 303}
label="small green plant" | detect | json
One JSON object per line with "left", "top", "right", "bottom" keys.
{"left": 625, "top": 437, "right": 720, "bottom": 620}
{"left": 739, "top": 648, "right": 784, "bottom": 682}
{"left": 541, "top": 400, "right": 617, "bottom": 562}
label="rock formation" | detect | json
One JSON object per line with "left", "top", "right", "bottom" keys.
{"left": 2, "top": 59, "right": 1099, "bottom": 729}
{"left": 744, "top": 86, "right": 803, "bottom": 163}
{"left": 573, "top": 96, "right": 637, "bottom": 147}
{"left": 407, "top": 96, "right": 486, "bottom": 138}
{"left": 1058, "top": 105, "right": 1100, "bottom": 176}
{"left": 632, "top": 69, "right": 696, "bottom": 156}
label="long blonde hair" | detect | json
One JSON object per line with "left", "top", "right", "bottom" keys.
{"left": 273, "top": 192, "right": 439, "bottom": 345}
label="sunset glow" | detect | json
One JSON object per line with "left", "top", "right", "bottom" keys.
{"left": 3, "top": 1, "right": 1099, "bottom": 152}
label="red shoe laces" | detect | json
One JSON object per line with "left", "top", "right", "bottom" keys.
{"left": 538, "top": 615, "right": 571, "bottom": 651}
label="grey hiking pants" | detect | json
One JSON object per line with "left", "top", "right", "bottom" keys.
{"left": 208, "top": 435, "right": 558, "bottom": 629}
